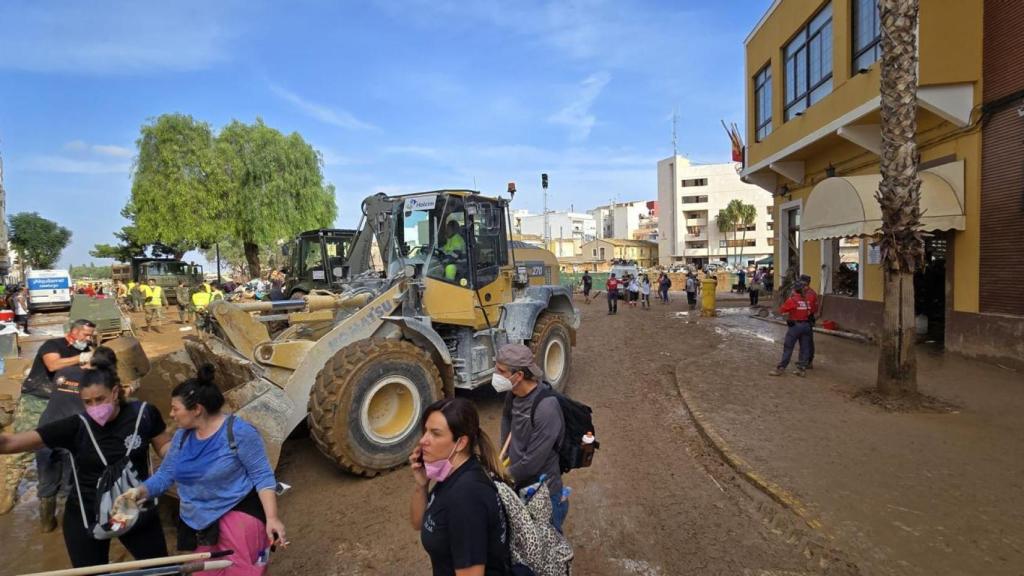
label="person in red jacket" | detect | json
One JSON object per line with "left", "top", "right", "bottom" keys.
{"left": 799, "top": 274, "right": 819, "bottom": 368}
{"left": 606, "top": 273, "right": 620, "bottom": 315}
{"left": 770, "top": 281, "right": 813, "bottom": 377}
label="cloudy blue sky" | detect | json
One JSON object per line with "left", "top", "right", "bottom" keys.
{"left": 0, "top": 0, "right": 769, "bottom": 268}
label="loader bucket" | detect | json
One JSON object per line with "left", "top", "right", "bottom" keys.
{"left": 138, "top": 337, "right": 296, "bottom": 469}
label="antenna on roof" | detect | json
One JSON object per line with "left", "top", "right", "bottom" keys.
{"left": 672, "top": 109, "right": 678, "bottom": 157}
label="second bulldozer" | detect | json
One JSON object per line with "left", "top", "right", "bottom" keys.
{"left": 144, "top": 189, "right": 578, "bottom": 476}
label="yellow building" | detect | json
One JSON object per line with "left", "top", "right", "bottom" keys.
{"left": 580, "top": 238, "right": 659, "bottom": 268}
{"left": 739, "top": 0, "right": 1024, "bottom": 365}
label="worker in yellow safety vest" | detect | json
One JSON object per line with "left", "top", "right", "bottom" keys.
{"left": 139, "top": 278, "right": 166, "bottom": 331}
{"left": 191, "top": 282, "right": 225, "bottom": 313}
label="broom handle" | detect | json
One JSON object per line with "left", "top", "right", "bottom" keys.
{"left": 19, "top": 551, "right": 230, "bottom": 576}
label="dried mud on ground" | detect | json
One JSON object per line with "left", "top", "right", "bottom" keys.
{"left": 1, "top": 299, "right": 852, "bottom": 575}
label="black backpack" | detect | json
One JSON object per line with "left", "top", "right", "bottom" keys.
{"left": 503, "top": 383, "right": 599, "bottom": 474}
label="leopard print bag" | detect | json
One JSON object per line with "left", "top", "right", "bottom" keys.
{"left": 495, "top": 481, "right": 573, "bottom": 576}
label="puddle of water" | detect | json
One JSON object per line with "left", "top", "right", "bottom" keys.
{"left": 714, "top": 325, "right": 776, "bottom": 343}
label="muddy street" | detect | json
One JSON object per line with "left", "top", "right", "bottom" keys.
{"left": 0, "top": 298, "right": 842, "bottom": 575}
{"left": 267, "top": 295, "right": 837, "bottom": 575}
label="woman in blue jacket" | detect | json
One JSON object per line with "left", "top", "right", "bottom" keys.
{"left": 119, "top": 364, "right": 287, "bottom": 574}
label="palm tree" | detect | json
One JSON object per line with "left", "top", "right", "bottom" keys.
{"left": 729, "top": 200, "right": 758, "bottom": 270}
{"left": 876, "top": 0, "right": 925, "bottom": 397}
{"left": 715, "top": 208, "right": 736, "bottom": 265}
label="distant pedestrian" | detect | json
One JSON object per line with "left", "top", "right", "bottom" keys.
{"left": 737, "top": 269, "right": 747, "bottom": 293}
{"left": 13, "top": 286, "right": 30, "bottom": 334}
{"left": 640, "top": 274, "right": 652, "bottom": 309}
{"left": 606, "top": 273, "right": 619, "bottom": 315}
{"left": 799, "top": 274, "right": 819, "bottom": 369}
{"left": 627, "top": 276, "right": 640, "bottom": 308}
{"left": 409, "top": 397, "right": 509, "bottom": 576}
{"left": 128, "top": 281, "right": 144, "bottom": 312}
{"left": 749, "top": 268, "right": 764, "bottom": 306}
{"left": 685, "top": 273, "right": 699, "bottom": 311}
{"left": 581, "top": 271, "right": 593, "bottom": 304}
{"left": 769, "top": 281, "right": 813, "bottom": 377}
{"left": 140, "top": 279, "right": 166, "bottom": 331}
{"left": 174, "top": 281, "right": 193, "bottom": 324}
{"left": 658, "top": 273, "right": 671, "bottom": 303}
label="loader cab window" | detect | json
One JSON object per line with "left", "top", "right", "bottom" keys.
{"left": 429, "top": 196, "right": 469, "bottom": 286}
{"left": 469, "top": 201, "right": 508, "bottom": 287}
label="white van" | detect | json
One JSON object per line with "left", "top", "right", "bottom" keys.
{"left": 26, "top": 269, "right": 73, "bottom": 311}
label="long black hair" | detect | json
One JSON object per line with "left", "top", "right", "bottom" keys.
{"left": 421, "top": 397, "right": 504, "bottom": 481}
{"left": 171, "top": 364, "right": 225, "bottom": 413}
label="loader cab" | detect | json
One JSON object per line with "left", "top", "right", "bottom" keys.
{"left": 284, "top": 229, "right": 357, "bottom": 296}
{"left": 394, "top": 192, "right": 511, "bottom": 327}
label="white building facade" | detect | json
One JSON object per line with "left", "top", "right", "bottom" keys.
{"left": 588, "top": 200, "right": 652, "bottom": 239}
{"left": 657, "top": 156, "right": 774, "bottom": 267}
{"left": 519, "top": 211, "right": 597, "bottom": 243}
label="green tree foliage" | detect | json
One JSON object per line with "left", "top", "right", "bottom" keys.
{"left": 201, "top": 238, "right": 287, "bottom": 280}
{"left": 726, "top": 199, "right": 758, "bottom": 268}
{"left": 217, "top": 118, "right": 336, "bottom": 277}
{"left": 126, "top": 114, "right": 226, "bottom": 254}
{"left": 715, "top": 208, "right": 736, "bottom": 263}
{"left": 8, "top": 212, "right": 72, "bottom": 270}
{"left": 69, "top": 263, "right": 112, "bottom": 279}
{"left": 90, "top": 224, "right": 191, "bottom": 262}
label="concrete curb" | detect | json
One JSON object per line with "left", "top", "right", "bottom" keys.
{"left": 674, "top": 361, "right": 830, "bottom": 537}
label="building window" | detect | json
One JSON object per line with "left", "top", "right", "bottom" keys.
{"left": 754, "top": 64, "right": 772, "bottom": 141}
{"left": 682, "top": 195, "right": 708, "bottom": 204}
{"left": 681, "top": 178, "right": 708, "bottom": 187}
{"left": 768, "top": 238, "right": 775, "bottom": 246}
{"left": 784, "top": 2, "right": 833, "bottom": 121}
{"left": 767, "top": 221, "right": 774, "bottom": 231}
{"left": 738, "top": 223, "right": 756, "bottom": 232}
{"left": 719, "top": 240, "right": 728, "bottom": 248}
{"left": 852, "top": 0, "right": 881, "bottom": 72}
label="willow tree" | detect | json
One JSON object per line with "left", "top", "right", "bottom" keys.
{"left": 876, "top": 0, "right": 925, "bottom": 396}
{"left": 217, "top": 118, "right": 337, "bottom": 277}
{"left": 127, "top": 114, "right": 226, "bottom": 255}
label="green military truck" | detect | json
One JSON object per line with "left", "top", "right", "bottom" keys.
{"left": 111, "top": 257, "right": 204, "bottom": 305}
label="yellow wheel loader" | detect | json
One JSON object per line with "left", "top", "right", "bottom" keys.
{"left": 140, "top": 190, "right": 578, "bottom": 476}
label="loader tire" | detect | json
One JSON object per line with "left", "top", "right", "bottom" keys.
{"left": 308, "top": 339, "right": 443, "bottom": 476}
{"left": 529, "top": 313, "right": 573, "bottom": 393}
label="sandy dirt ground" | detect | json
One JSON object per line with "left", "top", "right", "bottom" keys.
{"left": 0, "top": 298, "right": 852, "bottom": 575}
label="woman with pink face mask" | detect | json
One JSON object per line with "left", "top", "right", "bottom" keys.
{"left": 0, "top": 367, "right": 172, "bottom": 567}
{"left": 409, "top": 397, "right": 510, "bottom": 576}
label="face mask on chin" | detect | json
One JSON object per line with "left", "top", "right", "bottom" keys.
{"left": 424, "top": 444, "right": 459, "bottom": 482}
{"left": 72, "top": 339, "right": 89, "bottom": 351}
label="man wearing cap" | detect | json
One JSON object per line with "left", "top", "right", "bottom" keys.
{"left": 799, "top": 274, "right": 819, "bottom": 368}
{"left": 493, "top": 344, "right": 568, "bottom": 531}
{"left": 770, "top": 281, "right": 813, "bottom": 377}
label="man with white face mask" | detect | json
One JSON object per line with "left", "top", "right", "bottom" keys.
{"left": 0, "top": 319, "right": 96, "bottom": 519}
{"left": 495, "top": 344, "right": 568, "bottom": 532}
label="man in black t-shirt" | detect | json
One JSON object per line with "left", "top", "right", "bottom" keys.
{"left": 581, "top": 271, "right": 593, "bottom": 304}
{"left": 0, "top": 319, "right": 95, "bottom": 523}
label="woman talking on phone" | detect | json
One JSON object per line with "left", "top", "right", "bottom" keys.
{"left": 410, "top": 397, "right": 509, "bottom": 576}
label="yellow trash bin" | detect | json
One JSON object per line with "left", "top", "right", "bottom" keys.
{"left": 700, "top": 278, "right": 717, "bottom": 317}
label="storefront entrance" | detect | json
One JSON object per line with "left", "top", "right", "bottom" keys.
{"left": 915, "top": 233, "right": 949, "bottom": 344}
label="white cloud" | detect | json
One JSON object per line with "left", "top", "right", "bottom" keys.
{"left": 23, "top": 155, "right": 130, "bottom": 175}
{"left": 547, "top": 72, "right": 611, "bottom": 142}
{"left": 270, "top": 85, "right": 376, "bottom": 131}
{"left": 0, "top": 1, "right": 237, "bottom": 74}
{"left": 63, "top": 141, "right": 134, "bottom": 158}
{"left": 92, "top": 145, "right": 134, "bottom": 158}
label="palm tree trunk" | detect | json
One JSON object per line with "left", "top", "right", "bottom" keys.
{"left": 876, "top": 0, "right": 925, "bottom": 397}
